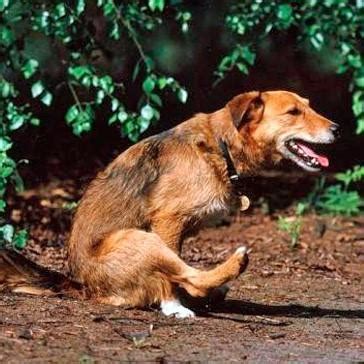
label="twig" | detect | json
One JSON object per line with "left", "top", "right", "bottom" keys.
{"left": 67, "top": 82, "right": 83, "bottom": 112}
{"left": 112, "top": 1, "right": 149, "bottom": 68}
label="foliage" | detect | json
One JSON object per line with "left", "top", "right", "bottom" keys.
{"left": 335, "top": 165, "right": 364, "bottom": 189}
{"left": 277, "top": 202, "right": 307, "bottom": 248}
{"left": 0, "top": 0, "right": 189, "bottom": 248}
{"left": 0, "top": 224, "right": 27, "bottom": 249}
{"left": 305, "top": 174, "right": 364, "bottom": 216}
{"left": 0, "top": 1, "right": 363, "bottom": 249}
{"left": 219, "top": 0, "right": 364, "bottom": 138}
{"left": 313, "top": 185, "right": 364, "bottom": 215}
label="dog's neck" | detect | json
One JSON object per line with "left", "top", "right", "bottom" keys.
{"left": 209, "top": 108, "right": 269, "bottom": 175}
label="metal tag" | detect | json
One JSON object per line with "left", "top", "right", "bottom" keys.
{"left": 239, "top": 195, "right": 250, "bottom": 211}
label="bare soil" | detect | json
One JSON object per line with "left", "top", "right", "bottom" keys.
{"left": 1, "top": 178, "right": 363, "bottom": 363}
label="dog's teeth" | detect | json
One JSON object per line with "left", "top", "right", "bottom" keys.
{"left": 311, "top": 158, "right": 316, "bottom": 163}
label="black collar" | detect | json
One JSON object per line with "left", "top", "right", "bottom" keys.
{"left": 218, "top": 139, "right": 245, "bottom": 196}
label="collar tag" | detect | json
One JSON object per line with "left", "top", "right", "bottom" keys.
{"left": 239, "top": 195, "right": 250, "bottom": 211}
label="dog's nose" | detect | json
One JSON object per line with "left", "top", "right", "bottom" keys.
{"left": 330, "top": 123, "right": 340, "bottom": 138}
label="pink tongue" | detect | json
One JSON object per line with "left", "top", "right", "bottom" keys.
{"left": 297, "top": 143, "right": 329, "bottom": 167}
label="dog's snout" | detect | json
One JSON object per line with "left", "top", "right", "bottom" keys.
{"left": 330, "top": 123, "right": 340, "bottom": 138}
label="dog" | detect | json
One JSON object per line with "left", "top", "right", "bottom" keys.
{"left": 0, "top": 90, "right": 338, "bottom": 318}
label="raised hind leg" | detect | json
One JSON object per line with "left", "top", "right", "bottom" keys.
{"left": 88, "top": 229, "right": 249, "bottom": 318}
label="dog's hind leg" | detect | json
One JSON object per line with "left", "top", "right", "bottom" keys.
{"left": 86, "top": 229, "right": 248, "bottom": 318}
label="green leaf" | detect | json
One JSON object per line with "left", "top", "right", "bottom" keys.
{"left": 9, "top": 115, "right": 25, "bottom": 131}
{"left": 139, "top": 118, "right": 151, "bottom": 133}
{"left": 96, "top": 89, "right": 105, "bottom": 104}
{"left": 141, "top": 104, "right": 154, "bottom": 120}
{"left": 99, "top": 75, "right": 114, "bottom": 93}
{"left": 22, "top": 59, "right": 39, "bottom": 79}
{"left": 0, "top": 0, "right": 10, "bottom": 11}
{"left": 355, "top": 77, "right": 364, "bottom": 88}
{"left": 13, "top": 230, "right": 28, "bottom": 249}
{"left": 347, "top": 55, "right": 362, "bottom": 69}
{"left": 356, "top": 117, "right": 364, "bottom": 134}
{"left": 353, "top": 100, "right": 364, "bottom": 116}
{"left": 0, "top": 200, "right": 6, "bottom": 212}
{"left": 110, "top": 22, "right": 120, "bottom": 40}
{"left": 65, "top": 105, "right": 79, "bottom": 123}
{"left": 177, "top": 88, "right": 188, "bottom": 103}
{"left": 1, "top": 80, "right": 14, "bottom": 98}
{"left": 76, "top": 0, "right": 86, "bottom": 15}
{"left": 148, "top": 0, "right": 165, "bottom": 11}
{"left": 310, "top": 33, "right": 324, "bottom": 50}
{"left": 0, "top": 25, "right": 14, "bottom": 47}
{"left": 157, "top": 77, "right": 168, "bottom": 89}
{"left": 0, "top": 137, "right": 12, "bottom": 152}
{"left": 0, "top": 166, "right": 13, "bottom": 178}
{"left": 31, "top": 81, "right": 45, "bottom": 98}
{"left": 237, "top": 62, "right": 249, "bottom": 74}
{"left": 0, "top": 224, "right": 14, "bottom": 243}
{"left": 123, "top": 119, "right": 136, "bottom": 135}
{"left": 55, "top": 3, "right": 66, "bottom": 17}
{"left": 143, "top": 76, "right": 156, "bottom": 94}
{"left": 68, "top": 104, "right": 94, "bottom": 135}
{"left": 111, "top": 98, "right": 119, "bottom": 112}
{"left": 117, "top": 110, "right": 128, "bottom": 122}
{"left": 40, "top": 91, "right": 53, "bottom": 106}
{"left": 241, "top": 47, "right": 256, "bottom": 65}
{"left": 30, "top": 118, "right": 40, "bottom": 126}
{"left": 69, "top": 66, "right": 91, "bottom": 80}
{"left": 108, "top": 113, "right": 118, "bottom": 125}
{"left": 277, "top": 4, "right": 293, "bottom": 20}
{"left": 132, "top": 60, "right": 141, "bottom": 82}
{"left": 150, "top": 93, "right": 162, "bottom": 107}
{"left": 144, "top": 56, "right": 155, "bottom": 71}
{"left": 80, "top": 75, "right": 92, "bottom": 88}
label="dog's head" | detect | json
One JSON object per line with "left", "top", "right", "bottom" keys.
{"left": 226, "top": 90, "right": 339, "bottom": 171}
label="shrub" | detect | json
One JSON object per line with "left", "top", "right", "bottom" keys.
{"left": 0, "top": 1, "right": 363, "bottom": 248}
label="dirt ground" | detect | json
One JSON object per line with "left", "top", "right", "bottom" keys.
{"left": 1, "top": 177, "right": 363, "bottom": 363}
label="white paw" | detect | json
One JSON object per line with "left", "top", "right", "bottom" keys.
{"left": 160, "top": 299, "right": 195, "bottom": 319}
{"left": 235, "top": 246, "right": 247, "bottom": 256}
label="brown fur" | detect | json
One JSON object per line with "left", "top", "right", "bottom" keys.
{"left": 0, "top": 90, "right": 335, "bottom": 309}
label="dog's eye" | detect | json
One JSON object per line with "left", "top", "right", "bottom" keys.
{"left": 287, "top": 108, "right": 301, "bottom": 116}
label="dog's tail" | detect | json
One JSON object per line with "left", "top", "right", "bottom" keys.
{"left": 0, "top": 249, "right": 85, "bottom": 298}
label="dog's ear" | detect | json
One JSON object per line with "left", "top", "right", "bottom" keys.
{"left": 227, "top": 91, "right": 264, "bottom": 129}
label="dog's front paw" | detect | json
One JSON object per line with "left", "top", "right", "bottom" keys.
{"left": 161, "top": 299, "right": 196, "bottom": 319}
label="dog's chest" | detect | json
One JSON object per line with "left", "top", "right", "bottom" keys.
{"left": 201, "top": 194, "right": 229, "bottom": 216}
{"left": 191, "top": 180, "right": 231, "bottom": 219}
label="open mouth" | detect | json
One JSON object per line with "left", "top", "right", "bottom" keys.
{"left": 284, "top": 139, "right": 330, "bottom": 171}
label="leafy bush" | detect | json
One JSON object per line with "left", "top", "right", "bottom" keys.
{"left": 306, "top": 169, "right": 364, "bottom": 216}
{"left": 0, "top": 1, "right": 363, "bottom": 248}
{"left": 0, "top": 0, "right": 189, "bottom": 248}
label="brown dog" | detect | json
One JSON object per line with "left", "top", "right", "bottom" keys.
{"left": 0, "top": 90, "right": 338, "bottom": 318}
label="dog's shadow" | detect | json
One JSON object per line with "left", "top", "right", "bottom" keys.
{"left": 182, "top": 295, "right": 364, "bottom": 322}
{"left": 210, "top": 299, "right": 363, "bottom": 318}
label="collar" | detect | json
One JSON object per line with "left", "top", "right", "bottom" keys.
{"left": 218, "top": 139, "right": 245, "bottom": 196}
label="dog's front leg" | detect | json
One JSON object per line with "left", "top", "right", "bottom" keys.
{"left": 151, "top": 214, "right": 185, "bottom": 252}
